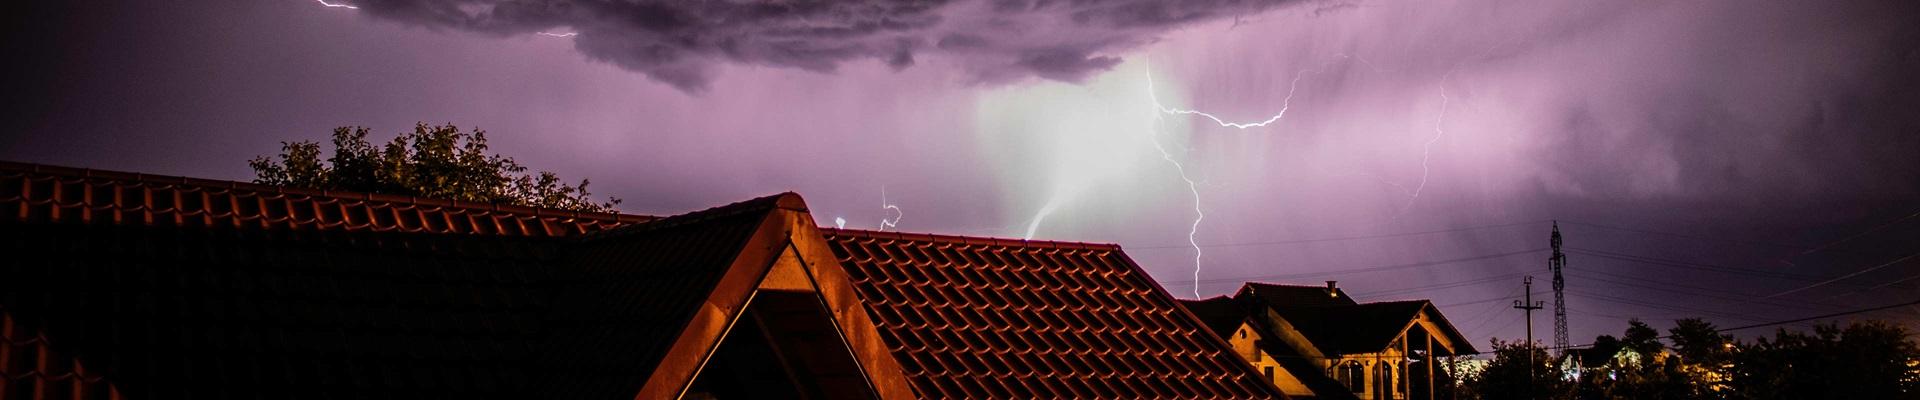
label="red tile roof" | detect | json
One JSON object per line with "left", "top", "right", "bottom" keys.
{"left": 823, "top": 228, "right": 1288, "bottom": 399}
{"left": 1, "top": 161, "right": 1289, "bottom": 399}
{"left": 0, "top": 161, "right": 651, "bottom": 236}
{"left": 1, "top": 309, "right": 119, "bottom": 400}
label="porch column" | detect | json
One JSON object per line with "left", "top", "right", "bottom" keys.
{"left": 1425, "top": 334, "right": 1435, "bottom": 400}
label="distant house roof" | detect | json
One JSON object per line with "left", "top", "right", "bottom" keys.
{"left": 1239, "top": 282, "right": 1358, "bottom": 309}
{"left": 1182, "top": 296, "right": 1360, "bottom": 400}
{"left": 823, "top": 229, "right": 1281, "bottom": 398}
{"left": 0, "top": 161, "right": 1287, "bottom": 400}
{"left": 1238, "top": 284, "right": 1476, "bottom": 356}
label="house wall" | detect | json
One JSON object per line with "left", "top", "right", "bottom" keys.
{"left": 1327, "top": 347, "right": 1408, "bottom": 400}
{"left": 1225, "top": 324, "right": 1315, "bottom": 397}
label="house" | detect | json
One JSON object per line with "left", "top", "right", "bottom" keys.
{"left": 1179, "top": 282, "right": 1476, "bottom": 400}
{"left": 0, "top": 161, "right": 1287, "bottom": 399}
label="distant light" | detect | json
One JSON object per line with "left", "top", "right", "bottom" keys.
{"left": 835, "top": 217, "right": 846, "bottom": 229}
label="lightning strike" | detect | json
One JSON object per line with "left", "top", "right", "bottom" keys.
{"left": 1139, "top": 54, "right": 1443, "bottom": 297}
{"left": 834, "top": 217, "right": 847, "bottom": 229}
{"left": 1147, "top": 117, "right": 1208, "bottom": 298}
{"left": 880, "top": 187, "right": 903, "bottom": 232}
{"left": 1406, "top": 71, "right": 1453, "bottom": 211}
{"left": 1147, "top": 66, "right": 1313, "bottom": 130}
{"left": 315, "top": 0, "right": 358, "bottom": 9}
{"left": 1023, "top": 197, "right": 1065, "bottom": 240}
{"left": 536, "top": 32, "right": 580, "bottom": 38}
{"left": 1144, "top": 59, "right": 1329, "bottom": 298}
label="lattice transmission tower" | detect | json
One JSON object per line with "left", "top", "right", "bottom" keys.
{"left": 1550, "top": 221, "right": 1569, "bottom": 355}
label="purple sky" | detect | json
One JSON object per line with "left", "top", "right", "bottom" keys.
{"left": 6, "top": 0, "right": 1920, "bottom": 348}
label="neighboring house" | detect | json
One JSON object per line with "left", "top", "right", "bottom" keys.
{"left": 1180, "top": 283, "right": 1477, "bottom": 400}
{"left": 0, "top": 161, "right": 1288, "bottom": 400}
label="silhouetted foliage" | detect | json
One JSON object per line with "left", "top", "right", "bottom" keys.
{"left": 1465, "top": 339, "right": 1569, "bottom": 400}
{"left": 249, "top": 124, "right": 621, "bottom": 212}
{"left": 1729, "top": 321, "right": 1920, "bottom": 399}
{"left": 1467, "top": 318, "right": 1917, "bottom": 400}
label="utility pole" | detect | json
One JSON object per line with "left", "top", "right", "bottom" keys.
{"left": 1550, "top": 222, "right": 1569, "bottom": 357}
{"left": 1514, "top": 276, "right": 1544, "bottom": 397}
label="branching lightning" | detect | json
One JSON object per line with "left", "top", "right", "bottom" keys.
{"left": 1144, "top": 60, "right": 1326, "bottom": 298}
{"left": 315, "top": 0, "right": 358, "bottom": 9}
{"left": 1141, "top": 53, "right": 1463, "bottom": 298}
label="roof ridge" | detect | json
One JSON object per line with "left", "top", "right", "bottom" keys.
{"left": 0, "top": 160, "right": 654, "bottom": 224}
{"left": 819, "top": 227, "right": 1120, "bottom": 251}
{"left": 584, "top": 192, "right": 798, "bottom": 240}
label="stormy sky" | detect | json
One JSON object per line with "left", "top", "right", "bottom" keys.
{"left": 5, "top": 0, "right": 1920, "bottom": 348}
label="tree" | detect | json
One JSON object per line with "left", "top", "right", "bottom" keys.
{"left": 250, "top": 124, "right": 620, "bottom": 212}
{"left": 1466, "top": 338, "right": 1569, "bottom": 400}
{"left": 1730, "top": 321, "right": 1920, "bottom": 399}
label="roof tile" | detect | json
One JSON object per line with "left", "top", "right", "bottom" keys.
{"left": 0, "top": 161, "right": 650, "bottom": 237}
{"left": 822, "top": 228, "right": 1285, "bottom": 399}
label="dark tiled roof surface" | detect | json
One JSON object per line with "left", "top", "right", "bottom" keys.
{"left": 1269, "top": 301, "right": 1428, "bottom": 356}
{"left": 0, "top": 161, "right": 650, "bottom": 237}
{"left": 1177, "top": 297, "right": 1360, "bottom": 400}
{"left": 823, "top": 229, "right": 1287, "bottom": 399}
{"left": 0, "top": 220, "right": 572, "bottom": 399}
{"left": 535, "top": 194, "right": 784, "bottom": 399}
{"left": 1178, "top": 296, "right": 1248, "bottom": 339}
{"left": 1240, "top": 283, "right": 1357, "bottom": 309}
{"left": 1238, "top": 283, "right": 1446, "bottom": 354}
{"left": 1, "top": 309, "right": 119, "bottom": 400}
{"left": 0, "top": 161, "right": 805, "bottom": 399}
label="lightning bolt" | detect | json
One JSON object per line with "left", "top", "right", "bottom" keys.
{"left": 1147, "top": 65, "right": 1313, "bottom": 130}
{"left": 1144, "top": 60, "right": 1323, "bottom": 298}
{"left": 309, "top": 1, "right": 580, "bottom": 40}
{"left": 1406, "top": 71, "right": 1452, "bottom": 211}
{"left": 880, "top": 187, "right": 903, "bottom": 232}
{"left": 1145, "top": 113, "right": 1208, "bottom": 298}
{"left": 1140, "top": 54, "right": 1440, "bottom": 297}
{"left": 315, "top": 0, "right": 358, "bottom": 9}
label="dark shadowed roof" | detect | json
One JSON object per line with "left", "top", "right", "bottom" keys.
{"left": 1224, "top": 283, "right": 1478, "bottom": 356}
{"left": 533, "top": 194, "right": 788, "bottom": 399}
{"left": 1267, "top": 301, "right": 1431, "bottom": 355}
{"left": 1177, "top": 297, "right": 1361, "bottom": 400}
{"left": 1181, "top": 296, "right": 1250, "bottom": 338}
{"left": 822, "top": 228, "right": 1286, "bottom": 399}
{"left": 0, "top": 177, "right": 785, "bottom": 399}
{"left": 2, "top": 161, "right": 1289, "bottom": 399}
{"left": 1239, "top": 282, "right": 1358, "bottom": 309}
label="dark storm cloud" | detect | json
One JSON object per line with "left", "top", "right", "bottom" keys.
{"left": 350, "top": 0, "right": 1302, "bottom": 91}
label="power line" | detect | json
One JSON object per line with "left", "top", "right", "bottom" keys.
{"left": 1794, "top": 209, "right": 1920, "bottom": 256}
{"left": 1563, "top": 268, "right": 1848, "bottom": 313}
{"left": 1564, "top": 288, "right": 1781, "bottom": 325}
{"left": 1164, "top": 248, "right": 1548, "bottom": 285}
{"left": 1765, "top": 251, "right": 1920, "bottom": 298}
{"left": 1439, "top": 290, "right": 1552, "bottom": 308}
{"left": 1130, "top": 220, "right": 1547, "bottom": 250}
{"left": 1555, "top": 297, "right": 1920, "bottom": 350}
{"left": 1717, "top": 298, "right": 1920, "bottom": 333}
{"left": 1565, "top": 247, "right": 1829, "bottom": 282}
{"left": 1557, "top": 220, "right": 1825, "bottom": 252}
{"left": 1353, "top": 270, "right": 1530, "bottom": 299}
